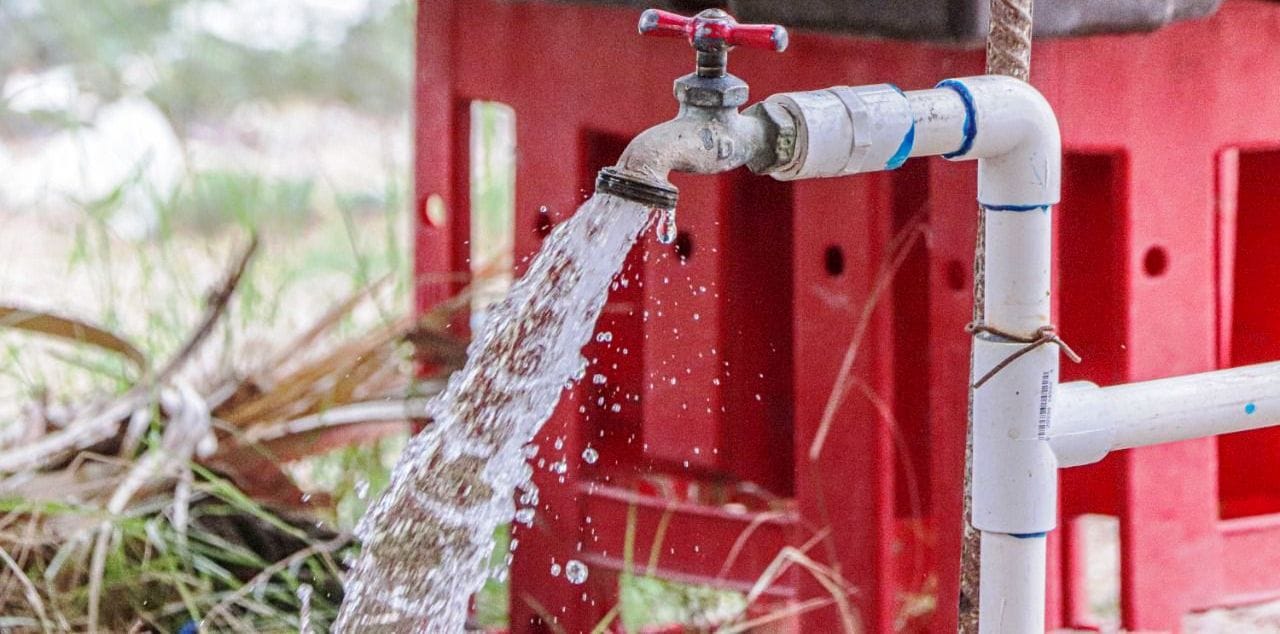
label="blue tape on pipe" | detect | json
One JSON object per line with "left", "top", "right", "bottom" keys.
{"left": 980, "top": 202, "right": 1051, "bottom": 213}
{"left": 1009, "top": 531, "right": 1048, "bottom": 539}
{"left": 886, "top": 124, "right": 915, "bottom": 170}
{"left": 936, "top": 79, "right": 977, "bottom": 159}
{"left": 884, "top": 84, "right": 915, "bottom": 170}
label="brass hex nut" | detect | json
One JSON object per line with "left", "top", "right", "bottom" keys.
{"left": 675, "top": 81, "right": 749, "bottom": 109}
{"left": 743, "top": 100, "right": 798, "bottom": 174}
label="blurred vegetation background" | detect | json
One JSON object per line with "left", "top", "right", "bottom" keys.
{"left": 0, "top": 2, "right": 747, "bottom": 630}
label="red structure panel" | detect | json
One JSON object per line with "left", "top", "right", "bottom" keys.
{"left": 414, "top": 1, "right": 1280, "bottom": 631}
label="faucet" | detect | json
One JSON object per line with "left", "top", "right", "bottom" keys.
{"left": 594, "top": 8, "right": 1070, "bottom": 634}
{"left": 594, "top": 8, "right": 795, "bottom": 210}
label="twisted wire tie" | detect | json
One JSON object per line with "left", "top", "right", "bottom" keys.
{"left": 966, "top": 322, "right": 1081, "bottom": 388}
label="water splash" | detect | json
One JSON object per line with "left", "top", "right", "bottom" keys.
{"left": 564, "top": 559, "right": 589, "bottom": 585}
{"left": 334, "top": 194, "right": 652, "bottom": 632}
{"left": 655, "top": 207, "right": 677, "bottom": 245}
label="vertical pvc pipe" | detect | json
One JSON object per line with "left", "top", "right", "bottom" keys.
{"left": 982, "top": 208, "right": 1052, "bottom": 332}
{"left": 979, "top": 531, "right": 1047, "bottom": 633}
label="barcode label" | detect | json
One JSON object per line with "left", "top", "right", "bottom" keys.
{"left": 1037, "top": 370, "right": 1053, "bottom": 440}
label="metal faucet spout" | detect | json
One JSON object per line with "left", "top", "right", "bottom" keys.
{"left": 598, "top": 107, "right": 774, "bottom": 209}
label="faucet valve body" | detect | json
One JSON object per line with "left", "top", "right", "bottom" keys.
{"left": 595, "top": 9, "right": 791, "bottom": 211}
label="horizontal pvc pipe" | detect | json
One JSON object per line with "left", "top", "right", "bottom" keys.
{"left": 765, "top": 76, "right": 1060, "bottom": 208}
{"left": 906, "top": 87, "right": 968, "bottom": 158}
{"left": 979, "top": 531, "right": 1047, "bottom": 634}
{"left": 1051, "top": 361, "right": 1280, "bottom": 467}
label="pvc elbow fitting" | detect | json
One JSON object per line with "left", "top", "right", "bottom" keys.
{"left": 937, "top": 76, "right": 1062, "bottom": 208}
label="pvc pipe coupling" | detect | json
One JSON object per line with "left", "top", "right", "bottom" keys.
{"left": 763, "top": 84, "right": 916, "bottom": 180}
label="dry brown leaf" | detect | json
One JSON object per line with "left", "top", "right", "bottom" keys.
{"left": 0, "top": 305, "right": 146, "bottom": 371}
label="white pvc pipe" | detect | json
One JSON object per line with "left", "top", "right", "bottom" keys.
{"left": 949, "top": 77, "right": 1060, "bottom": 634}
{"left": 979, "top": 531, "right": 1047, "bottom": 634}
{"left": 766, "top": 75, "right": 1062, "bottom": 634}
{"left": 906, "top": 87, "right": 968, "bottom": 157}
{"left": 1051, "top": 361, "right": 1280, "bottom": 467}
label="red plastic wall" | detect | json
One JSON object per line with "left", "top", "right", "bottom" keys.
{"left": 414, "top": 1, "right": 1280, "bottom": 631}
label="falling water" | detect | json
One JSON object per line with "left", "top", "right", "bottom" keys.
{"left": 334, "top": 194, "right": 653, "bottom": 632}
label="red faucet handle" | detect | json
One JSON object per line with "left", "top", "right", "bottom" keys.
{"left": 638, "top": 8, "right": 789, "bottom": 53}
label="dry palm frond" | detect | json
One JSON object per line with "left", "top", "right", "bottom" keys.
{"left": 0, "top": 305, "right": 146, "bottom": 372}
{"left": 0, "top": 234, "right": 478, "bottom": 631}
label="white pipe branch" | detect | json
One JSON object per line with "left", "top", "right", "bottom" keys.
{"left": 1051, "top": 361, "right": 1280, "bottom": 468}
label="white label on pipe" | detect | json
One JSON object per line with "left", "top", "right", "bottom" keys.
{"left": 1037, "top": 370, "right": 1053, "bottom": 440}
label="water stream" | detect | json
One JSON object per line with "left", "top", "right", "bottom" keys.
{"left": 334, "top": 193, "right": 654, "bottom": 631}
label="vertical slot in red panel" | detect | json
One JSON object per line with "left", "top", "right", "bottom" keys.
{"left": 1057, "top": 153, "right": 1130, "bottom": 387}
{"left": 721, "top": 170, "right": 795, "bottom": 495}
{"left": 890, "top": 159, "right": 931, "bottom": 521}
{"left": 1218, "top": 148, "right": 1280, "bottom": 519}
{"left": 579, "top": 131, "right": 646, "bottom": 471}
{"left": 1056, "top": 152, "right": 1129, "bottom": 516}
{"left": 468, "top": 101, "right": 516, "bottom": 319}
{"left": 1054, "top": 152, "right": 1129, "bottom": 628}
{"left": 888, "top": 160, "right": 935, "bottom": 625}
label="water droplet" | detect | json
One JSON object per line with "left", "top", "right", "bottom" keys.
{"left": 354, "top": 479, "right": 370, "bottom": 500}
{"left": 566, "top": 559, "right": 589, "bottom": 584}
{"left": 582, "top": 447, "right": 599, "bottom": 464}
{"left": 592, "top": 374, "right": 607, "bottom": 385}
{"left": 610, "top": 403, "right": 622, "bottom": 413}
{"left": 656, "top": 208, "right": 677, "bottom": 244}
{"left": 596, "top": 331, "right": 613, "bottom": 343}
{"left": 550, "top": 563, "right": 562, "bottom": 577}
{"left": 554, "top": 437, "right": 565, "bottom": 450}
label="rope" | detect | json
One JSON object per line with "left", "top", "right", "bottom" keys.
{"left": 966, "top": 322, "right": 1081, "bottom": 388}
{"left": 985, "top": 0, "right": 1035, "bottom": 81}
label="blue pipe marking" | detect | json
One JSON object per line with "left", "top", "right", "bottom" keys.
{"left": 1246, "top": 402, "right": 1258, "bottom": 415}
{"left": 884, "top": 84, "right": 916, "bottom": 170}
{"left": 1009, "top": 531, "right": 1048, "bottom": 539}
{"left": 980, "top": 202, "right": 1051, "bottom": 213}
{"left": 886, "top": 124, "right": 915, "bottom": 170}
{"left": 937, "top": 79, "right": 977, "bottom": 159}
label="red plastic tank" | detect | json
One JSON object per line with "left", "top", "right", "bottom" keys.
{"left": 414, "top": 1, "right": 1280, "bottom": 630}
